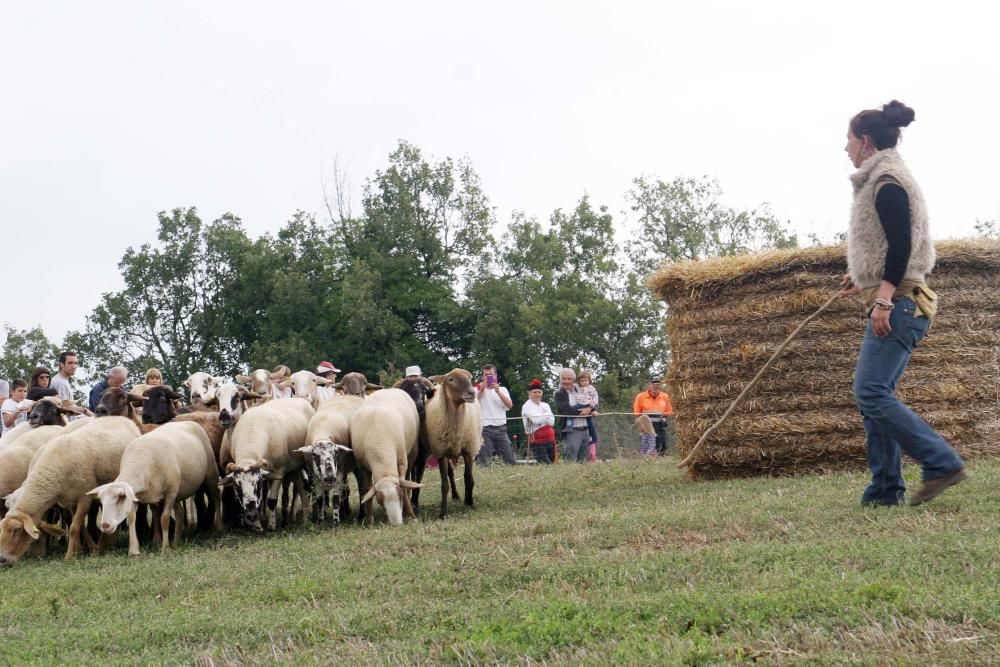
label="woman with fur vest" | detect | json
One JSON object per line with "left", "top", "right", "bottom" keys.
{"left": 837, "top": 100, "right": 966, "bottom": 507}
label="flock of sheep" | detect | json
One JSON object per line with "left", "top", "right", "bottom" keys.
{"left": 0, "top": 366, "right": 483, "bottom": 567}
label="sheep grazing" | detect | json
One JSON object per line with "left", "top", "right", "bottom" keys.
{"left": 279, "top": 370, "right": 334, "bottom": 408}
{"left": 0, "top": 417, "right": 141, "bottom": 565}
{"left": 348, "top": 388, "right": 421, "bottom": 526}
{"left": 87, "top": 421, "right": 222, "bottom": 556}
{"left": 334, "top": 372, "right": 382, "bottom": 398}
{"left": 0, "top": 425, "right": 65, "bottom": 516}
{"left": 297, "top": 395, "right": 363, "bottom": 524}
{"left": 220, "top": 398, "right": 312, "bottom": 531}
{"left": 393, "top": 377, "right": 438, "bottom": 514}
{"left": 183, "top": 371, "right": 225, "bottom": 407}
{"left": 425, "top": 369, "right": 483, "bottom": 519}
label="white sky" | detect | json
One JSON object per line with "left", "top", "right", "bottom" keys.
{"left": 2, "top": 1, "right": 998, "bottom": 345}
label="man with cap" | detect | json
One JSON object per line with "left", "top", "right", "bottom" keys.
{"left": 633, "top": 375, "right": 673, "bottom": 455}
{"left": 405, "top": 365, "right": 422, "bottom": 380}
{"left": 315, "top": 361, "right": 340, "bottom": 402}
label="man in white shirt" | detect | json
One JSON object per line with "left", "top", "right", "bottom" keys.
{"left": 50, "top": 350, "right": 78, "bottom": 402}
{"left": 476, "top": 363, "right": 516, "bottom": 466}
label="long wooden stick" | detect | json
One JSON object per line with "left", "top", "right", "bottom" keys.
{"left": 677, "top": 292, "right": 840, "bottom": 470}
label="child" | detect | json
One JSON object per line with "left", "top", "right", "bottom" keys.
{"left": 1, "top": 379, "right": 30, "bottom": 435}
{"left": 573, "top": 371, "right": 600, "bottom": 456}
{"left": 636, "top": 414, "right": 657, "bottom": 458}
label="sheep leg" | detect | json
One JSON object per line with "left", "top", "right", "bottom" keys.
{"left": 439, "top": 458, "right": 450, "bottom": 520}
{"left": 66, "top": 497, "right": 92, "bottom": 561}
{"left": 208, "top": 483, "right": 223, "bottom": 533}
{"left": 194, "top": 490, "right": 208, "bottom": 532}
{"left": 159, "top": 499, "right": 173, "bottom": 552}
{"left": 462, "top": 451, "right": 475, "bottom": 508}
{"left": 449, "top": 462, "right": 460, "bottom": 500}
{"left": 410, "top": 431, "right": 430, "bottom": 515}
{"left": 152, "top": 503, "right": 164, "bottom": 548}
{"left": 292, "top": 470, "right": 309, "bottom": 524}
{"left": 266, "top": 479, "right": 281, "bottom": 530}
{"left": 171, "top": 500, "right": 185, "bottom": 549}
{"left": 127, "top": 507, "right": 140, "bottom": 557}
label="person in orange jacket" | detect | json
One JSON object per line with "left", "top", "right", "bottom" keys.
{"left": 633, "top": 375, "right": 673, "bottom": 455}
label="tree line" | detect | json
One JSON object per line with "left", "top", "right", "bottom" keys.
{"left": 3, "top": 139, "right": 866, "bottom": 408}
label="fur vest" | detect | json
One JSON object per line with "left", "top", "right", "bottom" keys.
{"left": 847, "top": 148, "right": 935, "bottom": 288}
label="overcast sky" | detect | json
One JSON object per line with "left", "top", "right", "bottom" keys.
{"left": 2, "top": 2, "right": 998, "bottom": 346}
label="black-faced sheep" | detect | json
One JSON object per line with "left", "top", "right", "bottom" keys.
{"left": 348, "top": 388, "right": 421, "bottom": 526}
{"left": 88, "top": 421, "right": 221, "bottom": 555}
{"left": 0, "top": 416, "right": 141, "bottom": 565}
{"left": 393, "top": 377, "right": 441, "bottom": 514}
{"left": 425, "top": 369, "right": 483, "bottom": 519}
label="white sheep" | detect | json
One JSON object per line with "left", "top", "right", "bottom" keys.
{"left": 348, "top": 388, "right": 421, "bottom": 526}
{"left": 87, "top": 421, "right": 222, "bottom": 556}
{"left": 219, "top": 398, "right": 312, "bottom": 531}
{"left": 0, "top": 416, "right": 141, "bottom": 565}
{"left": 278, "top": 370, "right": 335, "bottom": 408}
{"left": 183, "top": 371, "right": 225, "bottom": 407}
{"left": 297, "top": 395, "right": 363, "bottom": 524}
{"left": 425, "top": 368, "right": 483, "bottom": 519}
{"left": 0, "top": 425, "right": 65, "bottom": 516}
{"left": 235, "top": 366, "right": 290, "bottom": 400}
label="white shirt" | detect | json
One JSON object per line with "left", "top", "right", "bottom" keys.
{"left": 50, "top": 374, "right": 74, "bottom": 401}
{"left": 521, "top": 399, "right": 554, "bottom": 435}
{"left": 478, "top": 385, "right": 511, "bottom": 426}
{"left": 316, "top": 385, "right": 337, "bottom": 403}
{"left": 1, "top": 399, "right": 28, "bottom": 434}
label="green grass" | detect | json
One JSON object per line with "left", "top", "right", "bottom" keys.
{"left": 1, "top": 458, "right": 998, "bottom": 666}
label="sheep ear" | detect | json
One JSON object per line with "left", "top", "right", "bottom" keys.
{"left": 219, "top": 474, "right": 235, "bottom": 487}
{"left": 360, "top": 487, "right": 376, "bottom": 504}
{"left": 418, "top": 378, "right": 435, "bottom": 390}
{"left": 20, "top": 515, "right": 41, "bottom": 541}
{"left": 332, "top": 382, "right": 342, "bottom": 390}
{"left": 212, "top": 376, "right": 225, "bottom": 384}
{"left": 366, "top": 383, "right": 382, "bottom": 390}
{"left": 184, "top": 379, "right": 192, "bottom": 387}
{"left": 225, "top": 463, "right": 239, "bottom": 474}
{"left": 123, "top": 484, "right": 139, "bottom": 503}
{"left": 333, "top": 444, "right": 352, "bottom": 454}
{"left": 39, "top": 521, "right": 64, "bottom": 537}
{"left": 203, "top": 397, "right": 219, "bottom": 407}
{"left": 428, "top": 375, "right": 444, "bottom": 384}
{"left": 392, "top": 379, "right": 405, "bottom": 389}
{"left": 235, "top": 375, "right": 251, "bottom": 383}
{"left": 399, "top": 480, "right": 422, "bottom": 489}
{"left": 278, "top": 379, "right": 292, "bottom": 390}
{"left": 86, "top": 484, "right": 107, "bottom": 499}
{"left": 314, "top": 376, "right": 330, "bottom": 386}
{"left": 296, "top": 445, "right": 314, "bottom": 455}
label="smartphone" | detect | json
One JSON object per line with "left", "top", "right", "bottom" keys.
{"left": 485, "top": 375, "right": 496, "bottom": 386}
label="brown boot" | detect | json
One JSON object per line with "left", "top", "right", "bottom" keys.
{"left": 908, "top": 467, "right": 968, "bottom": 506}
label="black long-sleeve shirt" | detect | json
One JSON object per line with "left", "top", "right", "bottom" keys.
{"left": 874, "top": 183, "right": 912, "bottom": 287}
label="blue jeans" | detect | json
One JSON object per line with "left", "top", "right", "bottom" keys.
{"left": 853, "top": 297, "right": 964, "bottom": 505}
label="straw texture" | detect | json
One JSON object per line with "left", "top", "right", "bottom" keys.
{"left": 648, "top": 239, "right": 1000, "bottom": 479}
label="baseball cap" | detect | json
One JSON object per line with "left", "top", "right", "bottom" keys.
{"left": 405, "top": 365, "right": 422, "bottom": 377}
{"left": 316, "top": 361, "right": 341, "bottom": 375}
{"left": 649, "top": 375, "right": 662, "bottom": 383}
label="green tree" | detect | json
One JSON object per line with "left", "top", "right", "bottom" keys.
{"left": 70, "top": 208, "right": 261, "bottom": 387}
{"left": 626, "top": 175, "right": 798, "bottom": 271}
{"left": 974, "top": 218, "right": 999, "bottom": 239}
{"left": 0, "top": 324, "right": 59, "bottom": 384}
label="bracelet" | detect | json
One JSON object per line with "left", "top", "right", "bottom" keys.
{"left": 874, "top": 298, "right": 895, "bottom": 311}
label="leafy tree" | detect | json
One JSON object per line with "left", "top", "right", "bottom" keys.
{"left": 70, "top": 208, "right": 260, "bottom": 387}
{"left": 974, "top": 218, "right": 999, "bottom": 239}
{"left": 0, "top": 324, "right": 59, "bottom": 383}
{"left": 626, "top": 175, "right": 798, "bottom": 271}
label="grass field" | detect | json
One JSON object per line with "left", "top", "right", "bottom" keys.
{"left": 1, "top": 457, "right": 998, "bottom": 666}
